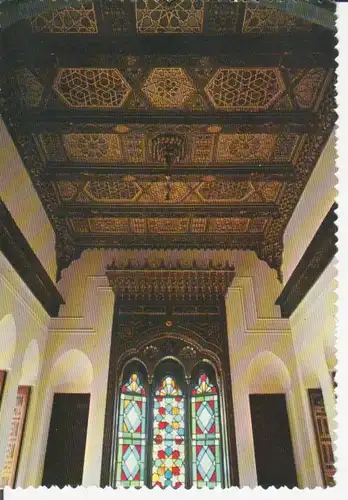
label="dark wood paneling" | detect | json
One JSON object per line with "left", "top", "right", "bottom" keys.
{"left": 308, "top": 388, "right": 335, "bottom": 486}
{"left": 276, "top": 202, "right": 337, "bottom": 318}
{"left": 249, "top": 394, "right": 297, "bottom": 488}
{"left": 0, "top": 199, "right": 65, "bottom": 316}
{"left": 42, "top": 393, "right": 90, "bottom": 488}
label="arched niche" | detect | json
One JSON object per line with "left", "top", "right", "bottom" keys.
{"left": 19, "top": 339, "right": 40, "bottom": 386}
{"left": 0, "top": 314, "right": 17, "bottom": 370}
{"left": 49, "top": 349, "right": 93, "bottom": 393}
{"left": 247, "top": 351, "right": 291, "bottom": 394}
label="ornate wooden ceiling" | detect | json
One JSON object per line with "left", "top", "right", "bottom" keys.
{"left": 0, "top": 1, "right": 337, "bottom": 280}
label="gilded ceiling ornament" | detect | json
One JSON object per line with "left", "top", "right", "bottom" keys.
{"left": 63, "top": 134, "right": 123, "bottom": 163}
{"left": 39, "top": 134, "right": 67, "bottom": 162}
{"left": 121, "top": 134, "right": 147, "bottom": 163}
{"left": 142, "top": 68, "right": 196, "bottom": 108}
{"left": 206, "top": 126, "right": 221, "bottom": 134}
{"left": 293, "top": 69, "right": 329, "bottom": 109}
{"left": 56, "top": 180, "right": 79, "bottom": 201}
{"left": 190, "top": 134, "right": 215, "bottom": 164}
{"left": 273, "top": 134, "right": 301, "bottom": 162}
{"left": 198, "top": 181, "right": 254, "bottom": 203}
{"left": 89, "top": 218, "right": 130, "bottom": 234}
{"left": 31, "top": 5, "right": 98, "bottom": 34}
{"left": 15, "top": 69, "right": 43, "bottom": 108}
{"left": 242, "top": 5, "right": 310, "bottom": 34}
{"left": 205, "top": 68, "right": 285, "bottom": 111}
{"left": 248, "top": 218, "right": 269, "bottom": 233}
{"left": 256, "top": 182, "right": 282, "bottom": 203}
{"left": 84, "top": 179, "right": 141, "bottom": 203}
{"left": 210, "top": 218, "right": 250, "bottom": 233}
{"left": 216, "top": 134, "right": 277, "bottom": 163}
{"left": 141, "top": 182, "right": 197, "bottom": 204}
{"left": 190, "top": 219, "right": 207, "bottom": 233}
{"left": 114, "top": 125, "right": 130, "bottom": 134}
{"left": 130, "top": 219, "right": 147, "bottom": 234}
{"left": 53, "top": 68, "right": 131, "bottom": 108}
{"left": 148, "top": 218, "right": 190, "bottom": 234}
{"left": 136, "top": 0, "right": 204, "bottom": 34}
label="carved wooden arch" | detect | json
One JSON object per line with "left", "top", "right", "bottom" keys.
{"left": 101, "top": 308, "right": 239, "bottom": 488}
{"left": 117, "top": 328, "right": 223, "bottom": 383}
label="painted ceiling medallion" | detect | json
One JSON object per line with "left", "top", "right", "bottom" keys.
{"left": 142, "top": 68, "right": 196, "bottom": 108}
{"left": 136, "top": 0, "right": 204, "bottom": 34}
{"left": 205, "top": 68, "right": 285, "bottom": 111}
{"left": 53, "top": 68, "right": 131, "bottom": 108}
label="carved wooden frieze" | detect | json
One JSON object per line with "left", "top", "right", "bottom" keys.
{"left": 106, "top": 259, "right": 235, "bottom": 303}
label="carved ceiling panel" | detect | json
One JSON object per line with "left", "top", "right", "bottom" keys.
{"left": 24, "top": 63, "right": 330, "bottom": 114}
{"left": 30, "top": 4, "right": 99, "bottom": 34}
{"left": 135, "top": 0, "right": 204, "bottom": 34}
{"left": 1, "top": 2, "right": 335, "bottom": 280}
{"left": 28, "top": 3, "right": 312, "bottom": 36}
{"left": 141, "top": 68, "right": 196, "bottom": 108}
{"left": 205, "top": 68, "right": 285, "bottom": 111}
{"left": 39, "top": 129, "right": 301, "bottom": 166}
{"left": 53, "top": 68, "right": 132, "bottom": 108}
{"left": 70, "top": 217, "right": 269, "bottom": 235}
{"left": 55, "top": 178, "right": 283, "bottom": 206}
{"left": 242, "top": 4, "right": 311, "bottom": 34}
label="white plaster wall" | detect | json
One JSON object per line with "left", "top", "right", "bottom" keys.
{"left": 22, "top": 272, "right": 115, "bottom": 488}
{"left": 0, "top": 253, "right": 50, "bottom": 487}
{"left": 0, "top": 117, "right": 57, "bottom": 282}
{"left": 225, "top": 278, "right": 324, "bottom": 489}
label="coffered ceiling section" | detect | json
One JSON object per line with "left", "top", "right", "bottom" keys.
{"left": 0, "top": 1, "right": 336, "bottom": 280}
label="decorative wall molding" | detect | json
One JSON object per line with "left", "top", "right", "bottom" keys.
{"left": 0, "top": 199, "right": 64, "bottom": 317}
{"left": 228, "top": 277, "right": 291, "bottom": 336}
{"left": 275, "top": 203, "right": 337, "bottom": 318}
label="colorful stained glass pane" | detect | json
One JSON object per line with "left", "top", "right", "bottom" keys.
{"left": 191, "top": 373, "right": 221, "bottom": 487}
{"left": 155, "top": 376, "right": 183, "bottom": 396}
{"left": 122, "top": 373, "right": 145, "bottom": 395}
{"left": 152, "top": 376, "right": 185, "bottom": 488}
{"left": 116, "top": 374, "right": 147, "bottom": 487}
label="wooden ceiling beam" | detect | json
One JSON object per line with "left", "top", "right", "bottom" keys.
{"left": 43, "top": 163, "right": 295, "bottom": 180}
{"left": 56, "top": 204, "right": 280, "bottom": 219}
{"left": 4, "top": 30, "right": 336, "bottom": 66}
{"left": 21, "top": 109, "right": 317, "bottom": 129}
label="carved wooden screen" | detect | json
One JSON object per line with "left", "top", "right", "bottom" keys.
{"left": 102, "top": 299, "right": 239, "bottom": 488}
{"left": 308, "top": 389, "right": 335, "bottom": 487}
{"left": 0, "top": 386, "right": 30, "bottom": 488}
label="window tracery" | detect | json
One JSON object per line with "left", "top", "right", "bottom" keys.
{"left": 114, "top": 360, "right": 224, "bottom": 488}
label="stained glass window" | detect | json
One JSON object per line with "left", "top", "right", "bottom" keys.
{"left": 116, "top": 373, "right": 147, "bottom": 487}
{"left": 191, "top": 373, "right": 222, "bottom": 488}
{"left": 152, "top": 376, "right": 185, "bottom": 488}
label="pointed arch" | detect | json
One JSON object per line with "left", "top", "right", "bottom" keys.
{"left": 191, "top": 362, "right": 222, "bottom": 488}
{"left": 115, "top": 361, "right": 148, "bottom": 487}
